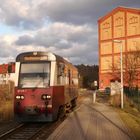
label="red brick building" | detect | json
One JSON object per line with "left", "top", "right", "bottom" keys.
{"left": 98, "top": 7, "right": 140, "bottom": 89}
{"left": 0, "top": 63, "right": 15, "bottom": 74}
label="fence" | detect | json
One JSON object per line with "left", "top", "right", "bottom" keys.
{"left": 124, "top": 86, "right": 140, "bottom": 111}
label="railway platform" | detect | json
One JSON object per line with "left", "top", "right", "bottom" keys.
{"left": 47, "top": 93, "right": 135, "bottom": 140}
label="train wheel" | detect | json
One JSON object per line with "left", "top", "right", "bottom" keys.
{"left": 71, "top": 98, "right": 77, "bottom": 109}
{"left": 57, "top": 106, "right": 66, "bottom": 120}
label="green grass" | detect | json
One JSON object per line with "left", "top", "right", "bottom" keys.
{"left": 118, "top": 110, "right": 140, "bottom": 140}
{"left": 117, "top": 101, "right": 140, "bottom": 140}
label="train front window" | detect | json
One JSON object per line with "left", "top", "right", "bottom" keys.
{"left": 19, "top": 63, "right": 50, "bottom": 88}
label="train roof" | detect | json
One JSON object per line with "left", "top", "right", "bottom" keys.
{"left": 16, "top": 51, "right": 77, "bottom": 70}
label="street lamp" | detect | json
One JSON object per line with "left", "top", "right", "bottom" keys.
{"left": 113, "top": 40, "right": 124, "bottom": 109}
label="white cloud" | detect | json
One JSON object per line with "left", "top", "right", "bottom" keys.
{"left": 15, "top": 22, "right": 96, "bottom": 46}
{"left": 13, "top": 22, "right": 98, "bottom": 64}
{"left": 1, "top": 0, "right": 139, "bottom": 29}
{"left": 0, "top": 35, "right": 17, "bottom": 59}
{"left": 0, "top": 0, "right": 140, "bottom": 65}
{"left": 0, "top": 0, "right": 46, "bottom": 29}
{"left": 37, "top": 0, "right": 140, "bottom": 24}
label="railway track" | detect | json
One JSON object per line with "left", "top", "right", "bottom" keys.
{"left": 0, "top": 123, "right": 46, "bottom": 140}
{"left": 0, "top": 102, "right": 78, "bottom": 140}
{"left": 0, "top": 116, "right": 68, "bottom": 140}
{"left": 0, "top": 94, "right": 82, "bottom": 140}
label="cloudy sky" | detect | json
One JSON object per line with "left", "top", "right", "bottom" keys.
{"left": 0, "top": 0, "right": 140, "bottom": 65}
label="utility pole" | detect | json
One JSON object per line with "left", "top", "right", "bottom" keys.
{"left": 113, "top": 40, "right": 124, "bottom": 109}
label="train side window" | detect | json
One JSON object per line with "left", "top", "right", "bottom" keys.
{"left": 68, "top": 70, "right": 71, "bottom": 85}
{"left": 57, "top": 63, "right": 65, "bottom": 85}
{"left": 58, "top": 63, "right": 65, "bottom": 76}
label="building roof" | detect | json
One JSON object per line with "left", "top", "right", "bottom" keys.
{"left": 98, "top": 6, "right": 140, "bottom": 22}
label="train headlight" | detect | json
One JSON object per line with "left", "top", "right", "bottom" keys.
{"left": 42, "top": 94, "right": 47, "bottom": 100}
{"left": 15, "top": 95, "right": 24, "bottom": 100}
{"left": 41, "top": 94, "right": 51, "bottom": 100}
{"left": 16, "top": 95, "right": 21, "bottom": 99}
{"left": 47, "top": 95, "right": 51, "bottom": 99}
{"left": 20, "top": 95, "right": 25, "bottom": 100}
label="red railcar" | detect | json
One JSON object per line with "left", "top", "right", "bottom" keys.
{"left": 14, "top": 52, "right": 78, "bottom": 122}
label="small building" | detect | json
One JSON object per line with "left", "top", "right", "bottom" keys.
{"left": 0, "top": 63, "right": 15, "bottom": 84}
{"left": 98, "top": 6, "right": 140, "bottom": 89}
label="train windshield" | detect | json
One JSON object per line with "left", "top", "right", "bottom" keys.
{"left": 19, "top": 62, "right": 50, "bottom": 88}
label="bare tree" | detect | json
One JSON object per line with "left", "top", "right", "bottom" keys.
{"left": 125, "top": 49, "right": 140, "bottom": 89}
{"left": 109, "top": 47, "right": 140, "bottom": 89}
